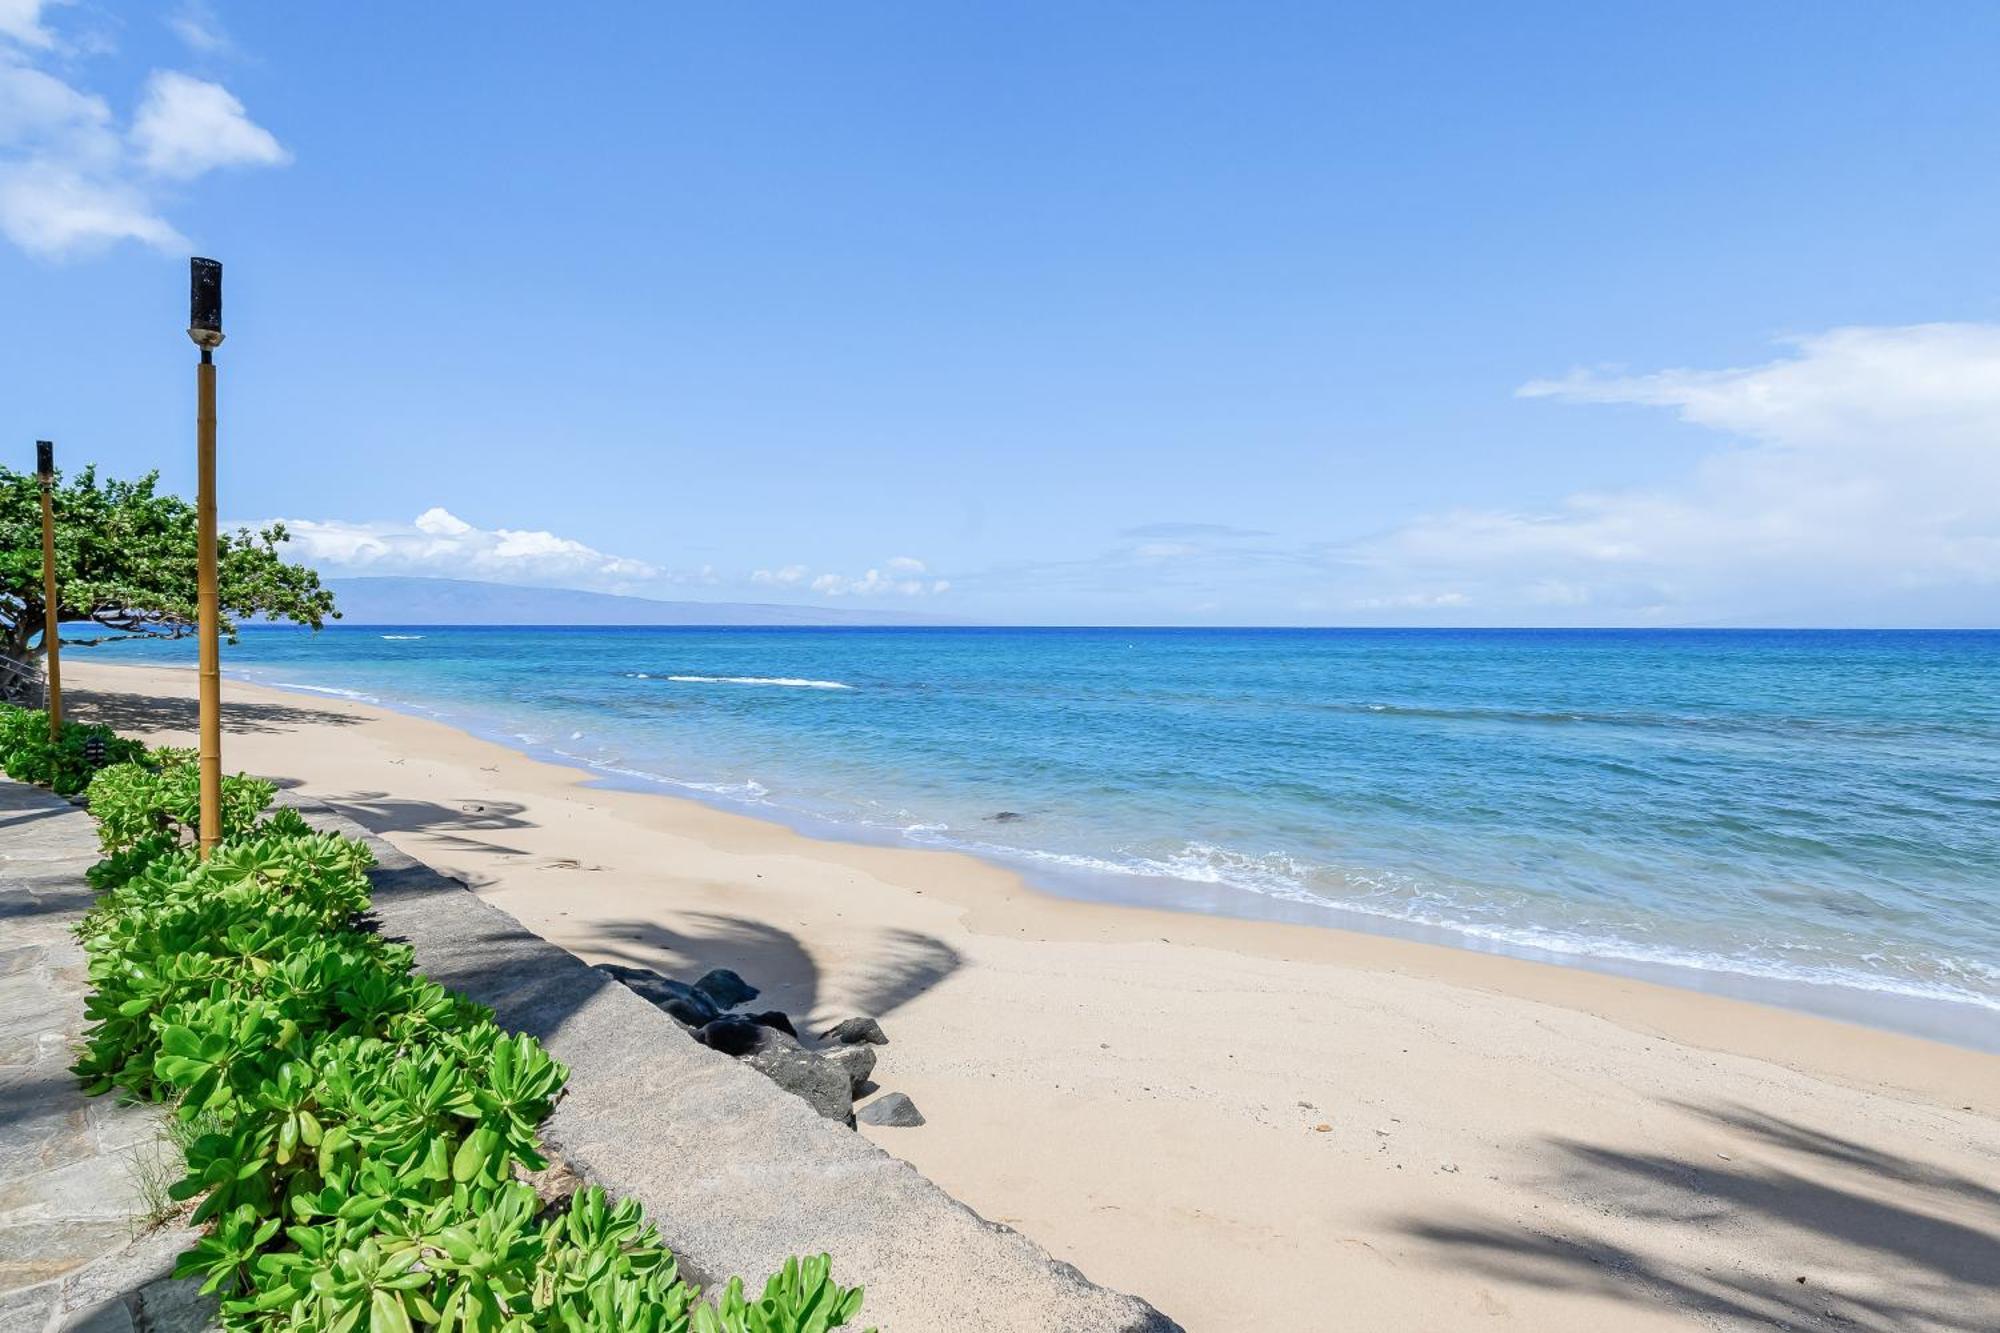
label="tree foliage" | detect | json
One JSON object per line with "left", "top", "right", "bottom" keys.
{"left": 0, "top": 465, "right": 336, "bottom": 660}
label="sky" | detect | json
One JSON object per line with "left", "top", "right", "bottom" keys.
{"left": 4, "top": 2, "right": 1999, "bottom": 627}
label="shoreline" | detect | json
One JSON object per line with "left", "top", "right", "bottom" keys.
{"left": 59, "top": 656, "right": 2000, "bottom": 1330}
{"left": 115, "top": 653, "right": 2000, "bottom": 1053}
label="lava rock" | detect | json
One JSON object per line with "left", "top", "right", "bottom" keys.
{"left": 593, "top": 964, "right": 720, "bottom": 1027}
{"left": 692, "top": 967, "right": 760, "bottom": 1009}
{"left": 818, "top": 1016, "right": 888, "bottom": 1046}
{"left": 740, "top": 1032, "right": 854, "bottom": 1121}
{"left": 857, "top": 1092, "right": 925, "bottom": 1127}
{"left": 744, "top": 1009, "right": 797, "bottom": 1037}
{"left": 823, "top": 1041, "right": 878, "bottom": 1092}
{"left": 988, "top": 811, "right": 1025, "bottom": 822}
{"left": 692, "top": 1016, "right": 768, "bottom": 1056}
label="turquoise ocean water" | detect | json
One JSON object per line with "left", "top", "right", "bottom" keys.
{"left": 92, "top": 626, "right": 1999, "bottom": 1045}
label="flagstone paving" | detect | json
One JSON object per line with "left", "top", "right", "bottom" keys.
{"left": 0, "top": 779, "right": 213, "bottom": 1332}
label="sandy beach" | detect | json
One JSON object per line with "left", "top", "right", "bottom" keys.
{"left": 61, "top": 658, "right": 2000, "bottom": 1331}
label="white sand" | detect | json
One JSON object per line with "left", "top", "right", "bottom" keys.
{"left": 65, "top": 659, "right": 2000, "bottom": 1331}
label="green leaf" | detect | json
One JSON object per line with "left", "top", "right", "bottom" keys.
{"left": 369, "top": 1288, "right": 414, "bottom": 1333}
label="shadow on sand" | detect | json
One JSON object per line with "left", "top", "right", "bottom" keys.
{"left": 65, "top": 685, "right": 364, "bottom": 737}
{"left": 318, "top": 792, "right": 536, "bottom": 863}
{"left": 581, "top": 914, "right": 964, "bottom": 1031}
{"left": 1397, "top": 1099, "right": 2000, "bottom": 1330}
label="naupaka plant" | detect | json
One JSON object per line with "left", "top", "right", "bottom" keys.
{"left": 38, "top": 727, "right": 874, "bottom": 1333}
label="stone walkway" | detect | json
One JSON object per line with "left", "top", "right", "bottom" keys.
{"left": 0, "top": 779, "right": 212, "bottom": 1332}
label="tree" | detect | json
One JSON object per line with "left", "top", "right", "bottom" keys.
{"left": 0, "top": 465, "right": 337, "bottom": 676}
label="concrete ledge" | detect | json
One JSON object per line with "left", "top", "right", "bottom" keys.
{"left": 294, "top": 801, "right": 1182, "bottom": 1333}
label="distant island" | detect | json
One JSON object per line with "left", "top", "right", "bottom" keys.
{"left": 314, "top": 577, "right": 966, "bottom": 627}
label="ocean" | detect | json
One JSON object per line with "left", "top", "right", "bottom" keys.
{"left": 90, "top": 625, "right": 2000, "bottom": 1045}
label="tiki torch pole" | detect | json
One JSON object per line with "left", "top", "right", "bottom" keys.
{"left": 189, "top": 259, "right": 225, "bottom": 857}
{"left": 35, "top": 441, "right": 60, "bottom": 739}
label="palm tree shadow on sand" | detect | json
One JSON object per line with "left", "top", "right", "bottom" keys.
{"left": 1395, "top": 1099, "right": 2000, "bottom": 1330}
{"left": 582, "top": 914, "right": 963, "bottom": 1030}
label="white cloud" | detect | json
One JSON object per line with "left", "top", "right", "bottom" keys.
{"left": 131, "top": 71, "right": 287, "bottom": 178}
{"left": 0, "top": 159, "right": 183, "bottom": 253}
{"left": 259, "top": 508, "right": 664, "bottom": 591}
{"left": 1352, "top": 324, "right": 2000, "bottom": 623}
{"left": 0, "top": 0, "right": 54, "bottom": 50}
{"left": 0, "top": 10, "right": 287, "bottom": 257}
{"left": 750, "top": 564, "right": 809, "bottom": 586}
{"left": 885, "top": 555, "right": 926, "bottom": 574}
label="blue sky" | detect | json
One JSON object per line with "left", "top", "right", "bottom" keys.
{"left": 5, "top": 2, "right": 1999, "bottom": 625}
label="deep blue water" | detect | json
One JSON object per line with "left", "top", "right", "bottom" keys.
{"left": 90, "top": 626, "right": 2000, "bottom": 1033}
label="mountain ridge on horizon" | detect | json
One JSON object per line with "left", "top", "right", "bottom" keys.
{"left": 313, "top": 576, "right": 965, "bottom": 627}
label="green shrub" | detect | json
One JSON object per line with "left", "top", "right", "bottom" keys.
{"left": 58, "top": 717, "right": 870, "bottom": 1332}
{"left": 0, "top": 703, "right": 144, "bottom": 794}
{"left": 85, "top": 749, "right": 277, "bottom": 855}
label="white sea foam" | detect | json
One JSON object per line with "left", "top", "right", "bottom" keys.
{"left": 269, "top": 681, "right": 381, "bottom": 704}
{"left": 599, "top": 761, "right": 771, "bottom": 800}
{"left": 662, "top": 675, "right": 854, "bottom": 690}
{"left": 905, "top": 834, "right": 2000, "bottom": 1015}
{"left": 380, "top": 634, "right": 425, "bottom": 641}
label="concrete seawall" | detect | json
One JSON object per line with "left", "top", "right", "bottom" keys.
{"left": 304, "top": 799, "right": 1183, "bottom": 1333}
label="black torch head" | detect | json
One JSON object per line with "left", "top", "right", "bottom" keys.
{"left": 36, "top": 441, "right": 53, "bottom": 480}
{"left": 189, "top": 257, "right": 224, "bottom": 348}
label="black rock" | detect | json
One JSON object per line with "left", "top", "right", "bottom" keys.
{"left": 823, "top": 1041, "right": 877, "bottom": 1092}
{"left": 692, "top": 967, "right": 760, "bottom": 1009}
{"left": 593, "top": 964, "right": 720, "bottom": 1027}
{"left": 692, "top": 1016, "right": 768, "bottom": 1056}
{"left": 745, "top": 1009, "right": 797, "bottom": 1037}
{"left": 818, "top": 1016, "right": 888, "bottom": 1046}
{"left": 857, "top": 1091, "right": 924, "bottom": 1127}
{"left": 988, "top": 811, "right": 1026, "bottom": 823}
{"left": 741, "top": 1032, "right": 853, "bottom": 1121}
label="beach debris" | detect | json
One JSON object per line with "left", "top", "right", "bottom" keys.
{"left": 823, "top": 1041, "right": 878, "bottom": 1092}
{"left": 1313, "top": 1123, "right": 1332, "bottom": 1134}
{"left": 857, "top": 1092, "right": 925, "bottom": 1128}
{"left": 692, "top": 967, "right": 760, "bottom": 1009}
{"left": 819, "top": 1016, "right": 888, "bottom": 1046}
{"left": 1439, "top": 1161, "right": 1458, "bottom": 1173}
{"left": 592, "top": 963, "right": 721, "bottom": 1028}
{"left": 515, "top": 1150, "right": 585, "bottom": 1210}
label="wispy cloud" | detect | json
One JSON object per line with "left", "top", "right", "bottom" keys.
{"left": 0, "top": 3, "right": 287, "bottom": 256}
{"left": 1118, "top": 521, "right": 1272, "bottom": 541}
{"left": 166, "top": 1, "right": 231, "bottom": 56}
{"left": 755, "top": 556, "right": 950, "bottom": 598}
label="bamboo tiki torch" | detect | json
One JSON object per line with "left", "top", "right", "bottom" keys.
{"left": 189, "top": 258, "right": 224, "bottom": 857}
{"left": 35, "top": 440, "right": 60, "bottom": 739}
